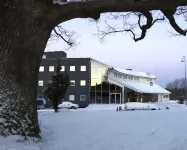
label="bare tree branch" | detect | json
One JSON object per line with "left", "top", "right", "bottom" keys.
{"left": 46, "top": 1, "right": 187, "bottom": 43}
{"left": 53, "top": 28, "right": 74, "bottom": 46}
{"left": 162, "top": 9, "right": 187, "bottom": 36}
{"left": 96, "top": 11, "right": 165, "bottom": 42}
{"left": 49, "top": 25, "right": 79, "bottom": 50}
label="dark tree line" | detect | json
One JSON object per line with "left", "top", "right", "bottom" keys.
{"left": 166, "top": 78, "right": 186, "bottom": 101}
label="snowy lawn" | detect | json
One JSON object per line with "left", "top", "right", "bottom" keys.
{"left": 1, "top": 103, "right": 187, "bottom": 150}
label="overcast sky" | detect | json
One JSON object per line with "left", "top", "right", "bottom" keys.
{"left": 46, "top": 15, "right": 187, "bottom": 88}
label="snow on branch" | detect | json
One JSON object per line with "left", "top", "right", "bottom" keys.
{"left": 53, "top": 0, "right": 93, "bottom": 5}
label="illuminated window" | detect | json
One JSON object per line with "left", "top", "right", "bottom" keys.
{"left": 70, "top": 66, "right": 75, "bottom": 71}
{"left": 69, "top": 95, "right": 75, "bottom": 101}
{"left": 70, "top": 80, "right": 75, "bottom": 86}
{"left": 81, "top": 66, "right": 86, "bottom": 71}
{"left": 39, "top": 66, "right": 44, "bottom": 72}
{"left": 80, "top": 80, "right": 86, "bottom": 86}
{"left": 38, "top": 81, "right": 43, "bottom": 86}
{"left": 61, "top": 66, "right": 65, "bottom": 71}
{"left": 49, "top": 66, "right": 54, "bottom": 72}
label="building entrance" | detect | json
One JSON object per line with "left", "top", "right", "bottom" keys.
{"left": 110, "top": 93, "right": 121, "bottom": 104}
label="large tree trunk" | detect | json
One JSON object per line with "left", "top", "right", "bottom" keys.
{"left": 0, "top": 3, "right": 52, "bottom": 137}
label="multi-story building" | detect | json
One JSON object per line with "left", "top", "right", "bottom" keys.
{"left": 37, "top": 51, "right": 171, "bottom": 108}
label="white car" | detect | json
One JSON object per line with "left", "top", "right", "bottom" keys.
{"left": 118, "top": 102, "right": 159, "bottom": 111}
{"left": 58, "top": 102, "right": 79, "bottom": 109}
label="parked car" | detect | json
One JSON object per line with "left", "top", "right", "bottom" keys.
{"left": 37, "top": 98, "right": 47, "bottom": 110}
{"left": 58, "top": 101, "right": 79, "bottom": 109}
{"left": 117, "top": 102, "right": 159, "bottom": 111}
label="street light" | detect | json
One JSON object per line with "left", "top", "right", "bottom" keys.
{"left": 181, "top": 56, "right": 187, "bottom": 105}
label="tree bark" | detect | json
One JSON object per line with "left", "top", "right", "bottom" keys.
{"left": 0, "top": 2, "right": 52, "bottom": 137}
{"left": 53, "top": 98, "right": 59, "bottom": 113}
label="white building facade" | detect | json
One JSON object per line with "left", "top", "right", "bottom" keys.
{"left": 90, "top": 58, "right": 171, "bottom": 104}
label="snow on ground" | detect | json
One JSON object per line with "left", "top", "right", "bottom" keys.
{"left": 1, "top": 102, "right": 187, "bottom": 150}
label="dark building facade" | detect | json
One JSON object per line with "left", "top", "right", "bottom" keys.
{"left": 37, "top": 51, "right": 90, "bottom": 108}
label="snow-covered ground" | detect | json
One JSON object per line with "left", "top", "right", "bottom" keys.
{"left": 1, "top": 102, "right": 187, "bottom": 150}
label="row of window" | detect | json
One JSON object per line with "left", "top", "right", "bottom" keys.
{"left": 113, "top": 72, "right": 153, "bottom": 82}
{"left": 39, "top": 65, "right": 86, "bottom": 72}
{"left": 69, "top": 95, "right": 86, "bottom": 101}
{"left": 70, "top": 80, "right": 86, "bottom": 86}
{"left": 114, "top": 73, "right": 139, "bottom": 81}
{"left": 38, "top": 80, "right": 87, "bottom": 86}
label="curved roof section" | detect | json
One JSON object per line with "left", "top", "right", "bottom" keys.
{"left": 108, "top": 78, "right": 171, "bottom": 94}
{"left": 113, "top": 67, "right": 156, "bottom": 79}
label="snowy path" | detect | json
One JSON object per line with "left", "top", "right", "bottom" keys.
{"left": 1, "top": 103, "right": 187, "bottom": 150}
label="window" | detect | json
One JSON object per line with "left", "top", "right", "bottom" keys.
{"left": 147, "top": 78, "right": 150, "bottom": 81}
{"left": 69, "top": 95, "right": 75, "bottom": 101}
{"left": 123, "top": 75, "right": 127, "bottom": 79}
{"left": 128, "top": 76, "right": 133, "bottom": 80}
{"left": 38, "top": 80, "right": 43, "bottom": 86}
{"left": 134, "top": 77, "right": 139, "bottom": 80}
{"left": 70, "top": 80, "right": 75, "bottom": 86}
{"left": 42, "top": 55, "right": 46, "bottom": 59}
{"left": 118, "top": 74, "right": 122, "bottom": 78}
{"left": 114, "top": 73, "right": 117, "bottom": 77}
{"left": 39, "top": 66, "right": 44, "bottom": 72}
{"left": 150, "top": 79, "right": 152, "bottom": 81}
{"left": 150, "top": 82, "right": 153, "bottom": 86}
{"left": 163, "top": 95, "right": 169, "bottom": 98}
{"left": 70, "top": 66, "right": 75, "bottom": 71}
{"left": 81, "top": 66, "right": 86, "bottom": 71}
{"left": 61, "top": 66, "right": 65, "bottom": 71}
{"left": 80, "top": 95, "right": 86, "bottom": 101}
{"left": 80, "top": 80, "right": 86, "bottom": 86}
{"left": 49, "top": 66, "right": 54, "bottom": 72}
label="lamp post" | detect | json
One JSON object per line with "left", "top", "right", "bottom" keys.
{"left": 181, "top": 56, "right": 187, "bottom": 105}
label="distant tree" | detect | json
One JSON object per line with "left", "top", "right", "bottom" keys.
{"left": 44, "top": 60, "right": 69, "bottom": 112}
{"left": 166, "top": 78, "right": 181, "bottom": 89}
{"left": 166, "top": 78, "right": 186, "bottom": 101}
{"left": 179, "top": 92, "right": 184, "bottom": 104}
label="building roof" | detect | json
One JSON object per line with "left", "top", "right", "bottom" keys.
{"left": 85, "top": 57, "right": 156, "bottom": 79}
{"left": 113, "top": 67, "right": 156, "bottom": 79}
{"left": 120, "top": 80, "right": 171, "bottom": 94}
{"left": 89, "top": 57, "right": 112, "bottom": 68}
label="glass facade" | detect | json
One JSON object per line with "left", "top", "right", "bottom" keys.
{"left": 90, "top": 61, "right": 122, "bottom": 104}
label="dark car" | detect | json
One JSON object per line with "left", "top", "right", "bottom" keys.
{"left": 37, "top": 98, "right": 47, "bottom": 109}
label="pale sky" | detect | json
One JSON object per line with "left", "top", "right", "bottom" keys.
{"left": 46, "top": 14, "right": 187, "bottom": 88}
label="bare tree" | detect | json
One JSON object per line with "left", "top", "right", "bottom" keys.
{"left": 166, "top": 78, "right": 186, "bottom": 89}
{"left": 166, "top": 78, "right": 186, "bottom": 100}
{"left": 49, "top": 25, "right": 78, "bottom": 50}
{"left": 1, "top": 0, "right": 187, "bottom": 138}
